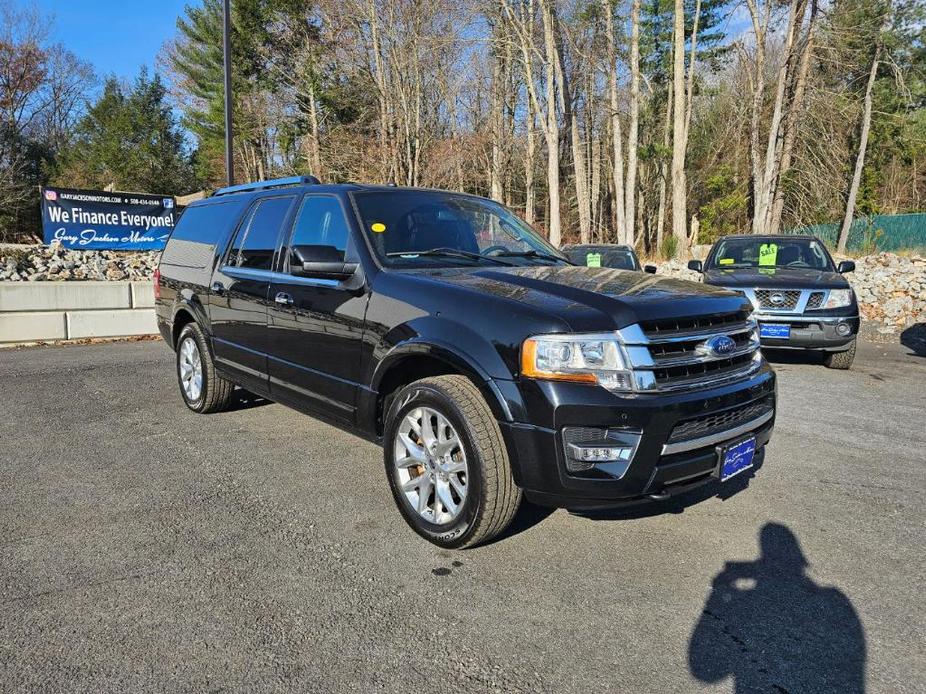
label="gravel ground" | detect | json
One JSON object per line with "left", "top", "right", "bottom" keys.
{"left": 0, "top": 339, "right": 923, "bottom": 693}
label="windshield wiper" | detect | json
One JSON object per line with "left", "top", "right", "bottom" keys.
{"left": 491, "top": 249, "right": 571, "bottom": 264}
{"left": 386, "top": 247, "right": 514, "bottom": 266}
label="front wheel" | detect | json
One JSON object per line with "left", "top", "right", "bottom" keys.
{"left": 383, "top": 375, "right": 522, "bottom": 549}
{"left": 823, "top": 339, "right": 856, "bottom": 370}
{"left": 176, "top": 322, "right": 235, "bottom": 413}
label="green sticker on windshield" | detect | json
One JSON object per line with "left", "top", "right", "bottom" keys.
{"left": 586, "top": 252, "right": 602, "bottom": 268}
{"left": 759, "top": 243, "right": 778, "bottom": 266}
{"left": 719, "top": 258, "right": 734, "bottom": 265}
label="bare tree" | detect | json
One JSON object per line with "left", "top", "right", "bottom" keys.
{"left": 670, "top": 0, "right": 688, "bottom": 248}
{"left": 837, "top": 2, "right": 891, "bottom": 253}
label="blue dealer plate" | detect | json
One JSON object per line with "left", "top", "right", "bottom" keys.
{"left": 760, "top": 323, "right": 791, "bottom": 339}
{"left": 720, "top": 437, "right": 757, "bottom": 482}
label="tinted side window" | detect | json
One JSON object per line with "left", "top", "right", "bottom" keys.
{"left": 160, "top": 201, "right": 245, "bottom": 269}
{"left": 228, "top": 196, "right": 294, "bottom": 270}
{"left": 290, "top": 196, "right": 350, "bottom": 257}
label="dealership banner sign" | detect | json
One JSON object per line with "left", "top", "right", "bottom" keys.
{"left": 41, "top": 187, "right": 176, "bottom": 251}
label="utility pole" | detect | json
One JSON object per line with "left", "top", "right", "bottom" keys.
{"left": 222, "top": 0, "right": 234, "bottom": 186}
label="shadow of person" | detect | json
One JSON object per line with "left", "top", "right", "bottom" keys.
{"left": 689, "top": 523, "right": 865, "bottom": 693}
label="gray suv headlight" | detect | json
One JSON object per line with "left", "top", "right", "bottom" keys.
{"left": 822, "top": 289, "right": 853, "bottom": 309}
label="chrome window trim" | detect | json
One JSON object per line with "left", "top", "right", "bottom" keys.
{"left": 220, "top": 265, "right": 341, "bottom": 288}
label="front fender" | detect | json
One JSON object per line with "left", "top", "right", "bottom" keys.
{"left": 369, "top": 316, "right": 526, "bottom": 423}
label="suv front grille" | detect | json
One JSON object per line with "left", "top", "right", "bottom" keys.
{"left": 805, "top": 291, "right": 826, "bottom": 309}
{"left": 619, "top": 310, "right": 763, "bottom": 393}
{"left": 652, "top": 352, "right": 756, "bottom": 386}
{"left": 640, "top": 310, "right": 751, "bottom": 337}
{"left": 668, "top": 395, "right": 775, "bottom": 444}
{"left": 754, "top": 289, "right": 801, "bottom": 310}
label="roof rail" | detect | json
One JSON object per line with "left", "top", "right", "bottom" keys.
{"left": 213, "top": 175, "right": 321, "bottom": 197}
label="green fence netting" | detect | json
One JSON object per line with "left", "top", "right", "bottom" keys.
{"left": 786, "top": 214, "right": 926, "bottom": 252}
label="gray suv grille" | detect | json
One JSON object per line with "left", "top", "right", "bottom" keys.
{"left": 754, "top": 289, "right": 801, "bottom": 310}
{"left": 805, "top": 291, "right": 826, "bottom": 309}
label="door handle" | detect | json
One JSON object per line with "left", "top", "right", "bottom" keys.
{"left": 211, "top": 281, "right": 225, "bottom": 293}
{"left": 274, "top": 292, "right": 294, "bottom": 306}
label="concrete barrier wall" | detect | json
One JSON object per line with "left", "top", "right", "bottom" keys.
{"left": 0, "top": 281, "right": 156, "bottom": 344}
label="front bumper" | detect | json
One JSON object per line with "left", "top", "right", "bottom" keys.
{"left": 498, "top": 364, "right": 776, "bottom": 509}
{"left": 755, "top": 313, "right": 859, "bottom": 351}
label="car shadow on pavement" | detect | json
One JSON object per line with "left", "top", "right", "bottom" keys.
{"left": 900, "top": 323, "right": 926, "bottom": 357}
{"left": 225, "top": 387, "right": 272, "bottom": 412}
{"left": 688, "top": 523, "right": 866, "bottom": 693}
{"left": 762, "top": 349, "right": 826, "bottom": 366}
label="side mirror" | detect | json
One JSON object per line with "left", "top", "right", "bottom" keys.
{"left": 687, "top": 260, "right": 703, "bottom": 272}
{"left": 291, "top": 245, "right": 358, "bottom": 280}
{"left": 837, "top": 260, "right": 855, "bottom": 274}
{"left": 643, "top": 264, "right": 657, "bottom": 274}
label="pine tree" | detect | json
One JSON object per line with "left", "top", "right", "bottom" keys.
{"left": 55, "top": 69, "right": 197, "bottom": 194}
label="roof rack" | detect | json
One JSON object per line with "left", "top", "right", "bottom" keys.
{"left": 213, "top": 175, "right": 321, "bottom": 197}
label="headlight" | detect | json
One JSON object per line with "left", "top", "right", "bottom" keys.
{"left": 521, "top": 333, "right": 633, "bottom": 392}
{"left": 822, "top": 289, "right": 853, "bottom": 309}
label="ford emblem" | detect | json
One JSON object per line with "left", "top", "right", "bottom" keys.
{"left": 706, "top": 335, "right": 737, "bottom": 356}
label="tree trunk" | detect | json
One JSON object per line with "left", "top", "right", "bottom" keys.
{"left": 670, "top": 0, "right": 688, "bottom": 249}
{"left": 604, "top": 0, "right": 626, "bottom": 243}
{"left": 769, "top": 0, "right": 818, "bottom": 234}
{"left": 838, "top": 8, "right": 888, "bottom": 254}
{"left": 525, "top": 94, "right": 536, "bottom": 224}
{"left": 490, "top": 41, "right": 504, "bottom": 201}
{"left": 754, "top": 0, "right": 805, "bottom": 234}
{"left": 625, "top": 0, "right": 641, "bottom": 247}
{"left": 540, "top": 0, "right": 562, "bottom": 246}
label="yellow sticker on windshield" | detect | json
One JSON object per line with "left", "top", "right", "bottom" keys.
{"left": 719, "top": 258, "right": 734, "bottom": 265}
{"left": 371, "top": 222, "right": 386, "bottom": 233}
{"left": 586, "top": 252, "right": 602, "bottom": 267}
{"left": 759, "top": 243, "right": 778, "bottom": 266}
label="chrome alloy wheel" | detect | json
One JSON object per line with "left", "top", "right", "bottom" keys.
{"left": 393, "top": 406, "right": 468, "bottom": 524}
{"left": 178, "top": 336, "right": 203, "bottom": 402}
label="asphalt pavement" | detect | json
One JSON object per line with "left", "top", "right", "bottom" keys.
{"left": 1, "top": 338, "right": 923, "bottom": 693}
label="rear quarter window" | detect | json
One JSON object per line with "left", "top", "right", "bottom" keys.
{"left": 160, "top": 200, "right": 246, "bottom": 269}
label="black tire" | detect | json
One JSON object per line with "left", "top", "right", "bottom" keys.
{"left": 383, "top": 375, "right": 522, "bottom": 549}
{"left": 175, "top": 322, "right": 235, "bottom": 413}
{"left": 823, "top": 339, "right": 856, "bottom": 370}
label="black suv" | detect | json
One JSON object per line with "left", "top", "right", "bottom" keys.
{"left": 156, "top": 177, "right": 776, "bottom": 548}
{"left": 688, "top": 235, "right": 859, "bottom": 369}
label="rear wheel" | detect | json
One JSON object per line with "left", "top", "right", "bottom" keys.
{"left": 383, "top": 375, "right": 521, "bottom": 549}
{"left": 823, "top": 339, "right": 856, "bottom": 370}
{"left": 176, "top": 322, "right": 234, "bottom": 413}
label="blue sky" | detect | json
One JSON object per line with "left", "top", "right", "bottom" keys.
{"left": 34, "top": 0, "right": 194, "bottom": 80}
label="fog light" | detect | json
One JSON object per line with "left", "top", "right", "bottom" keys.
{"left": 836, "top": 322, "right": 851, "bottom": 336}
{"left": 561, "top": 426, "right": 642, "bottom": 478}
{"left": 568, "top": 444, "right": 632, "bottom": 462}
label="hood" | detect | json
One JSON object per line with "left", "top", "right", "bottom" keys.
{"left": 703, "top": 266, "right": 850, "bottom": 290}
{"left": 413, "top": 265, "right": 750, "bottom": 331}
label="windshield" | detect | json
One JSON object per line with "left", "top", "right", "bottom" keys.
{"left": 351, "top": 190, "right": 567, "bottom": 267}
{"left": 707, "top": 237, "right": 834, "bottom": 271}
{"left": 563, "top": 246, "right": 640, "bottom": 270}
